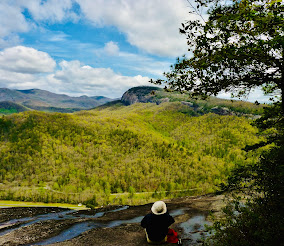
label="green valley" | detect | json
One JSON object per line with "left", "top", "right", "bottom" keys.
{"left": 0, "top": 92, "right": 264, "bottom": 206}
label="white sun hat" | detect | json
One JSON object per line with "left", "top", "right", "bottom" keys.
{"left": 151, "top": 201, "right": 167, "bottom": 215}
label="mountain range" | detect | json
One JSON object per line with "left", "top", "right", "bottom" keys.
{"left": 0, "top": 86, "right": 265, "bottom": 116}
{"left": 0, "top": 88, "right": 115, "bottom": 113}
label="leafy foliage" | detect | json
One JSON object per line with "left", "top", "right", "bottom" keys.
{"left": 154, "top": 89, "right": 265, "bottom": 115}
{"left": 0, "top": 101, "right": 29, "bottom": 115}
{"left": 154, "top": 0, "right": 283, "bottom": 244}
{"left": 153, "top": 0, "right": 283, "bottom": 103}
{"left": 206, "top": 103, "right": 283, "bottom": 245}
{"left": 0, "top": 102, "right": 261, "bottom": 205}
{"left": 151, "top": 0, "right": 283, "bottom": 244}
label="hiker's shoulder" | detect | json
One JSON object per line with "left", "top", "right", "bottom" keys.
{"left": 143, "top": 213, "right": 153, "bottom": 219}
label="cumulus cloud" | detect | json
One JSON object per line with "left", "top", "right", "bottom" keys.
{"left": 0, "top": 69, "right": 36, "bottom": 86}
{"left": 50, "top": 60, "right": 151, "bottom": 97}
{"left": 0, "top": 46, "right": 57, "bottom": 91}
{"left": 76, "top": 0, "right": 190, "bottom": 57}
{"left": 0, "top": 46, "right": 56, "bottom": 73}
{"left": 0, "top": 45, "right": 151, "bottom": 98}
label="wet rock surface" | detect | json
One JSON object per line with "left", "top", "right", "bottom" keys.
{"left": 0, "top": 195, "right": 224, "bottom": 246}
{"left": 0, "top": 207, "right": 68, "bottom": 223}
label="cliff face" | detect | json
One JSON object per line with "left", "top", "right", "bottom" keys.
{"left": 121, "top": 86, "right": 163, "bottom": 105}
{"left": 121, "top": 87, "right": 247, "bottom": 117}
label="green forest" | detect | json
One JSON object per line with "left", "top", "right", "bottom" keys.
{"left": 0, "top": 100, "right": 264, "bottom": 205}
{"left": 0, "top": 0, "right": 282, "bottom": 244}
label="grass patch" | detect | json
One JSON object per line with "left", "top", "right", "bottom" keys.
{"left": 0, "top": 200, "right": 88, "bottom": 210}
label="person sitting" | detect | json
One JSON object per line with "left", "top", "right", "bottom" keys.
{"left": 141, "top": 201, "right": 175, "bottom": 244}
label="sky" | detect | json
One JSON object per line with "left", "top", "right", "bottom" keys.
{"left": 0, "top": 0, "right": 271, "bottom": 102}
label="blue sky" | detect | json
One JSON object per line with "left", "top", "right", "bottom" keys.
{"left": 0, "top": 0, "right": 272, "bottom": 102}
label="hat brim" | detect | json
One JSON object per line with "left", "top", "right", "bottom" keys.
{"left": 151, "top": 201, "right": 167, "bottom": 215}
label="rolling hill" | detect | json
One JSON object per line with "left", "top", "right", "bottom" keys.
{"left": 0, "top": 101, "right": 30, "bottom": 114}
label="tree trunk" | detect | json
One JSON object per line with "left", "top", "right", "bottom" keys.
{"left": 275, "top": 78, "right": 283, "bottom": 113}
{"left": 281, "top": 51, "right": 284, "bottom": 114}
{"left": 281, "top": 74, "right": 284, "bottom": 114}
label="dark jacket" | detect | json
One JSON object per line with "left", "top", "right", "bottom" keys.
{"left": 141, "top": 212, "right": 175, "bottom": 242}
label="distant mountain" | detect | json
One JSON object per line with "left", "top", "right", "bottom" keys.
{"left": 0, "top": 86, "right": 264, "bottom": 116}
{"left": 0, "top": 88, "right": 115, "bottom": 114}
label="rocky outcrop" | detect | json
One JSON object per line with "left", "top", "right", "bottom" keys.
{"left": 121, "top": 86, "right": 163, "bottom": 105}
{"left": 159, "top": 97, "right": 170, "bottom": 104}
{"left": 210, "top": 106, "right": 234, "bottom": 115}
{"left": 181, "top": 101, "right": 194, "bottom": 107}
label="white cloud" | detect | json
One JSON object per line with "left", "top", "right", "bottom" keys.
{"left": 18, "top": 0, "right": 76, "bottom": 23}
{"left": 0, "top": 1, "right": 29, "bottom": 47}
{"left": 50, "top": 60, "right": 151, "bottom": 97}
{"left": 0, "top": 46, "right": 56, "bottom": 74}
{"left": 76, "top": 0, "right": 191, "bottom": 57}
{"left": 0, "top": 46, "right": 57, "bottom": 91}
{"left": 0, "top": 0, "right": 201, "bottom": 57}
{"left": 104, "top": 41, "right": 119, "bottom": 56}
{"left": 0, "top": 0, "right": 78, "bottom": 47}
{"left": 0, "top": 69, "right": 36, "bottom": 86}
{"left": 0, "top": 41, "right": 154, "bottom": 97}
{"left": 217, "top": 88, "right": 272, "bottom": 104}
{"left": 0, "top": 48, "right": 152, "bottom": 98}
{"left": 0, "top": 1, "right": 29, "bottom": 37}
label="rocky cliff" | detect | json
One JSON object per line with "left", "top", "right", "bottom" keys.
{"left": 120, "top": 86, "right": 263, "bottom": 117}
{"left": 121, "top": 86, "right": 164, "bottom": 105}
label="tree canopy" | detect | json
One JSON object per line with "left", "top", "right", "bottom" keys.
{"left": 0, "top": 101, "right": 261, "bottom": 205}
{"left": 153, "top": 0, "right": 283, "bottom": 107}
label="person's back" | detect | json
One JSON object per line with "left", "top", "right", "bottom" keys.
{"left": 141, "top": 201, "right": 175, "bottom": 244}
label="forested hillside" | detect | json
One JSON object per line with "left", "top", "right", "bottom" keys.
{"left": 0, "top": 100, "right": 264, "bottom": 205}
{"left": 0, "top": 101, "right": 29, "bottom": 115}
